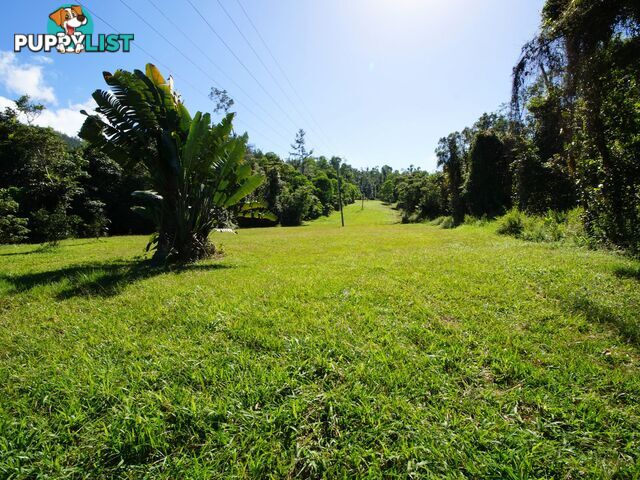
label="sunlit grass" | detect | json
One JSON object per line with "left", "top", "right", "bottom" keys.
{"left": 1, "top": 202, "right": 639, "bottom": 478}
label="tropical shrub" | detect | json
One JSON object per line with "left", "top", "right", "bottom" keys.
{"left": 80, "top": 64, "right": 266, "bottom": 263}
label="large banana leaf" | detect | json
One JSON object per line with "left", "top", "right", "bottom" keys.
{"left": 222, "top": 175, "right": 265, "bottom": 208}
{"left": 80, "top": 63, "right": 265, "bottom": 262}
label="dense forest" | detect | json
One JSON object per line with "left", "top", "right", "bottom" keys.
{"left": 384, "top": 0, "right": 640, "bottom": 254}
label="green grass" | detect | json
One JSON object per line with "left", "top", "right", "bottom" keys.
{"left": 1, "top": 201, "right": 639, "bottom": 478}
{"left": 311, "top": 200, "right": 400, "bottom": 226}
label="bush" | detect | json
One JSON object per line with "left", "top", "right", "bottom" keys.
{"left": 497, "top": 209, "right": 525, "bottom": 237}
{"left": 0, "top": 188, "right": 29, "bottom": 244}
{"left": 278, "top": 186, "right": 321, "bottom": 226}
{"left": 565, "top": 208, "right": 588, "bottom": 245}
{"left": 401, "top": 212, "right": 416, "bottom": 224}
{"left": 440, "top": 216, "right": 456, "bottom": 229}
{"left": 30, "top": 207, "right": 80, "bottom": 245}
{"left": 464, "top": 214, "right": 489, "bottom": 227}
{"left": 497, "top": 208, "right": 587, "bottom": 245}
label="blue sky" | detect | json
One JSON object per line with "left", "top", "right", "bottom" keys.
{"left": 1, "top": 0, "right": 543, "bottom": 170}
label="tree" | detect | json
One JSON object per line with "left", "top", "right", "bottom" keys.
{"left": 381, "top": 165, "right": 393, "bottom": 183}
{"left": 277, "top": 184, "right": 321, "bottom": 226}
{"left": 513, "top": 0, "right": 640, "bottom": 251}
{"left": 80, "top": 64, "right": 265, "bottom": 263}
{"left": 464, "top": 132, "right": 511, "bottom": 217}
{"left": 289, "top": 129, "right": 313, "bottom": 174}
{"left": 312, "top": 173, "right": 335, "bottom": 215}
{"left": 14, "top": 95, "right": 45, "bottom": 125}
{"left": 81, "top": 146, "right": 154, "bottom": 235}
{"left": 0, "top": 107, "right": 102, "bottom": 244}
{"left": 512, "top": 88, "right": 576, "bottom": 213}
{"left": 0, "top": 188, "right": 29, "bottom": 244}
{"left": 209, "top": 88, "right": 235, "bottom": 114}
{"left": 379, "top": 176, "right": 398, "bottom": 204}
{"left": 436, "top": 133, "right": 465, "bottom": 224}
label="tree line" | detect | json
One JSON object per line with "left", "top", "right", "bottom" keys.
{"left": 244, "top": 129, "right": 393, "bottom": 227}
{"left": 384, "top": 0, "right": 640, "bottom": 254}
{"left": 2, "top": 0, "right": 637, "bottom": 257}
{"left": 0, "top": 97, "right": 368, "bottom": 247}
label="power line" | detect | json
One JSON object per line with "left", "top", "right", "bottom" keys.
{"left": 143, "top": 0, "right": 293, "bottom": 144}
{"left": 82, "top": 3, "right": 290, "bottom": 154}
{"left": 213, "top": 0, "right": 330, "bottom": 152}
{"left": 87, "top": 3, "right": 286, "bottom": 148}
{"left": 114, "top": 0, "right": 292, "bottom": 145}
{"left": 184, "top": 0, "right": 301, "bottom": 133}
{"left": 233, "top": 0, "right": 338, "bottom": 154}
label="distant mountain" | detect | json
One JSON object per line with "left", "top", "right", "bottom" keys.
{"left": 56, "top": 131, "right": 85, "bottom": 150}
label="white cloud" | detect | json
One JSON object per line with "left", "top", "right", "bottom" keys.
{"left": 0, "top": 51, "right": 96, "bottom": 137}
{"left": 0, "top": 51, "right": 56, "bottom": 104}
{"left": 32, "top": 56, "right": 54, "bottom": 64}
{"left": 1, "top": 95, "right": 95, "bottom": 137}
{"left": 33, "top": 98, "right": 96, "bottom": 137}
{"left": 0, "top": 95, "right": 15, "bottom": 111}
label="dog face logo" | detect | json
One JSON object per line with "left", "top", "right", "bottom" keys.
{"left": 47, "top": 4, "right": 92, "bottom": 53}
{"left": 49, "top": 5, "right": 87, "bottom": 36}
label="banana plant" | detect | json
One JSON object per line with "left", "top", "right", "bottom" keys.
{"left": 80, "top": 64, "right": 271, "bottom": 262}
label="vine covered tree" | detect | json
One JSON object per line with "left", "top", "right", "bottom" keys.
{"left": 436, "top": 133, "right": 465, "bottom": 224}
{"left": 513, "top": 0, "right": 640, "bottom": 251}
{"left": 464, "top": 131, "right": 510, "bottom": 217}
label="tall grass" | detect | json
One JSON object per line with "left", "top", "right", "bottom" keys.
{"left": 496, "top": 208, "right": 588, "bottom": 245}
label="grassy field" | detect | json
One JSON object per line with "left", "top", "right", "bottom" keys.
{"left": 1, "top": 201, "right": 639, "bottom": 478}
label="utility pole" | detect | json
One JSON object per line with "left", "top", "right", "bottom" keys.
{"left": 332, "top": 156, "right": 345, "bottom": 227}
{"left": 338, "top": 168, "right": 345, "bottom": 227}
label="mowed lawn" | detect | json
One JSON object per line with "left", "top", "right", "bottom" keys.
{"left": 1, "top": 201, "right": 639, "bottom": 479}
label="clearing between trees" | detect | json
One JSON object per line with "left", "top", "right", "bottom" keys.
{"left": 0, "top": 201, "right": 639, "bottom": 478}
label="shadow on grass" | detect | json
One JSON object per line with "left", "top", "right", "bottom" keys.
{"left": 0, "top": 241, "right": 102, "bottom": 257}
{"left": 571, "top": 294, "right": 639, "bottom": 347}
{"left": 1, "top": 259, "right": 232, "bottom": 299}
{"left": 0, "top": 245, "right": 59, "bottom": 257}
{"left": 614, "top": 265, "right": 640, "bottom": 281}
{"left": 0, "top": 251, "right": 41, "bottom": 257}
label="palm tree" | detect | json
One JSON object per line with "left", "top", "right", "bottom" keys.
{"left": 80, "top": 64, "right": 269, "bottom": 263}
